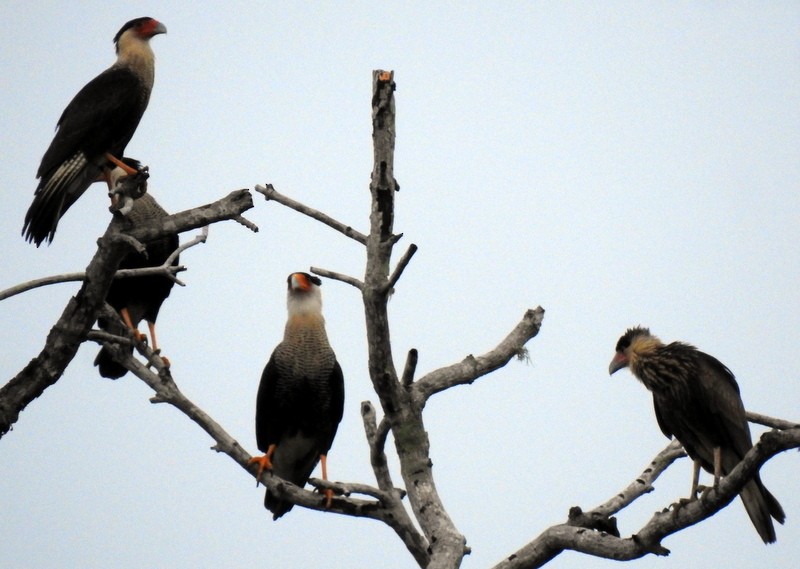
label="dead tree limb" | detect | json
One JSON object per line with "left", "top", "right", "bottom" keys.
{"left": 413, "top": 307, "right": 545, "bottom": 403}
{"left": 493, "top": 425, "right": 800, "bottom": 568}
{"left": 0, "top": 190, "right": 255, "bottom": 439}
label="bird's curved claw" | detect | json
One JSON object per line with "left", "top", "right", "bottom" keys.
{"left": 248, "top": 455, "right": 273, "bottom": 487}
{"left": 153, "top": 349, "right": 170, "bottom": 369}
{"left": 667, "top": 496, "right": 695, "bottom": 516}
{"left": 697, "top": 485, "right": 714, "bottom": 501}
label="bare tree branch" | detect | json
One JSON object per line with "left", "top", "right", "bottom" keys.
{"left": 592, "top": 440, "right": 686, "bottom": 519}
{"left": 385, "top": 243, "right": 418, "bottom": 294}
{"left": 493, "top": 428, "right": 800, "bottom": 568}
{"left": 311, "top": 266, "right": 364, "bottom": 290}
{"left": 104, "top": 329, "right": 433, "bottom": 567}
{"left": 256, "top": 183, "right": 368, "bottom": 244}
{"left": 362, "top": 69, "right": 470, "bottom": 569}
{"left": 413, "top": 307, "right": 545, "bottom": 403}
{"left": 0, "top": 196, "right": 241, "bottom": 302}
{"left": 401, "top": 349, "right": 419, "bottom": 387}
{"left": 747, "top": 411, "right": 800, "bottom": 431}
{"left": 0, "top": 190, "right": 254, "bottom": 439}
{"left": 362, "top": 401, "right": 397, "bottom": 492}
{"left": 0, "top": 272, "right": 91, "bottom": 301}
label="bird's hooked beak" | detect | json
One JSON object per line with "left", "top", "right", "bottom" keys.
{"left": 608, "top": 352, "right": 629, "bottom": 375}
{"left": 145, "top": 19, "right": 167, "bottom": 37}
{"left": 289, "top": 273, "right": 312, "bottom": 292}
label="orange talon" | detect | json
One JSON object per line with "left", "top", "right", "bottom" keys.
{"left": 120, "top": 308, "right": 147, "bottom": 343}
{"left": 323, "top": 488, "right": 334, "bottom": 508}
{"left": 248, "top": 443, "right": 277, "bottom": 486}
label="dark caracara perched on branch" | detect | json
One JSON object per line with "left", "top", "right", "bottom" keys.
{"left": 609, "top": 326, "right": 785, "bottom": 543}
{"left": 250, "top": 273, "right": 345, "bottom": 519}
{"left": 23, "top": 17, "right": 166, "bottom": 246}
{"left": 94, "top": 159, "right": 178, "bottom": 378}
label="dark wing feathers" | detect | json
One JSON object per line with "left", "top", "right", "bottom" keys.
{"left": 94, "top": 194, "right": 177, "bottom": 379}
{"left": 25, "top": 67, "right": 150, "bottom": 245}
{"left": 695, "top": 352, "right": 752, "bottom": 456}
{"left": 255, "top": 344, "right": 344, "bottom": 519}
{"left": 38, "top": 67, "right": 146, "bottom": 179}
{"left": 643, "top": 343, "right": 785, "bottom": 543}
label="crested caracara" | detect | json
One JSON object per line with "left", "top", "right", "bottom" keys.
{"left": 23, "top": 17, "right": 166, "bottom": 246}
{"left": 609, "top": 326, "right": 785, "bottom": 543}
{"left": 250, "top": 272, "right": 345, "bottom": 519}
{"left": 94, "top": 159, "right": 178, "bottom": 378}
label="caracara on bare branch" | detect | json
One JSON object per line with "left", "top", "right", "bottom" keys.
{"left": 23, "top": 17, "right": 166, "bottom": 246}
{"left": 609, "top": 326, "right": 785, "bottom": 543}
{"left": 250, "top": 272, "right": 345, "bottom": 519}
{"left": 94, "top": 159, "right": 179, "bottom": 378}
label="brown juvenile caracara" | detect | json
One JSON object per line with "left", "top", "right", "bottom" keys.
{"left": 94, "top": 159, "right": 178, "bottom": 378}
{"left": 250, "top": 272, "right": 345, "bottom": 519}
{"left": 23, "top": 17, "right": 166, "bottom": 246}
{"left": 609, "top": 326, "right": 785, "bottom": 543}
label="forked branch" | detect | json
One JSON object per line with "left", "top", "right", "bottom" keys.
{"left": 0, "top": 190, "right": 255, "bottom": 439}
{"left": 493, "top": 425, "right": 800, "bottom": 568}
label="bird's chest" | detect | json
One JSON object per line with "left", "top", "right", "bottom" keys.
{"left": 273, "top": 333, "right": 335, "bottom": 387}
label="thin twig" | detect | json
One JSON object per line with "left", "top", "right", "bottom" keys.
{"left": 86, "top": 329, "right": 134, "bottom": 347}
{"left": 414, "top": 307, "right": 545, "bottom": 402}
{"left": 310, "top": 266, "right": 364, "bottom": 290}
{"left": 401, "top": 349, "right": 418, "bottom": 387}
{"left": 384, "top": 243, "right": 418, "bottom": 294}
{"left": 232, "top": 214, "right": 259, "bottom": 232}
{"left": 1, "top": 224, "right": 209, "bottom": 301}
{"left": 0, "top": 272, "right": 87, "bottom": 301}
{"left": 747, "top": 410, "right": 800, "bottom": 430}
{"left": 256, "top": 184, "right": 367, "bottom": 245}
{"left": 362, "top": 401, "right": 396, "bottom": 492}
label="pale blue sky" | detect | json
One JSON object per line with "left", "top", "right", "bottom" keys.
{"left": 1, "top": 3, "right": 798, "bottom": 568}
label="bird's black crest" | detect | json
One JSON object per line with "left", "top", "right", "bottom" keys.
{"left": 113, "top": 17, "right": 156, "bottom": 44}
{"left": 615, "top": 326, "right": 650, "bottom": 352}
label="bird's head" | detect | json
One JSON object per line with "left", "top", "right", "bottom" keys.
{"left": 608, "top": 326, "right": 662, "bottom": 375}
{"left": 114, "top": 17, "right": 167, "bottom": 54}
{"left": 286, "top": 272, "right": 324, "bottom": 317}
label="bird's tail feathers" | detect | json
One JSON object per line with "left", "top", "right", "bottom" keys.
{"left": 94, "top": 346, "right": 132, "bottom": 379}
{"left": 23, "top": 152, "right": 99, "bottom": 245}
{"left": 740, "top": 476, "right": 785, "bottom": 544}
{"left": 94, "top": 312, "right": 133, "bottom": 379}
{"left": 265, "top": 437, "right": 320, "bottom": 520}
